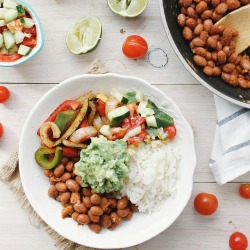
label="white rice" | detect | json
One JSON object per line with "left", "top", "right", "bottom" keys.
{"left": 121, "top": 140, "right": 181, "bottom": 213}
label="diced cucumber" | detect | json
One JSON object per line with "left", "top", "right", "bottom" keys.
{"left": 137, "top": 101, "right": 155, "bottom": 117}
{"left": 157, "top": 127, "right": 168, "bottom": 140}
{"left": 125, "top": 92, "right": 137, "bottom": 103}
{"left": 0, "top": 45, "right": 8, "bottom": 55}
{"left": 111, "top": 89, "right": 128, "bottom": 104}
{"left": 100, "top": 125, "right": 112, "bottom": 137}
{"left": 0, "top": 34, "right": 3, "bottom": 48}
{"left": 123, "top": 126, "right": 142, "bottom": 141}
{"left": 146, "top": 127, "right": 158, "bottom": 139}
{"left": 146, "top": 115, "right": 157, "bottom": 128}
{"left": 146, "top": 99, "right": 158, "bottom": 111}
{"left": 154, "top": 110, "right": 174, "bottom": 127}
{"left": 20, "top": 17, "right": 34, "bottom": 28}
{"left": 8, "top": 43, "right": 17, "bottom": 55}
{"left": 4, "top": 8, "right": 18, "bottom": 23}
{"left": 3, "top": 30, "right": 15, "bottom": 49}
{"left": 16, "top": 4, "right": 25, "bottom": 16}
{"left": 3, "top": 0, "right": 18, "bottom": 9}
{"left": 18, "top": 44, "right": 31, "bottom": 55}
{"left": 0, "top": 8, "right": 7, "bottom": 19}
{"left": 14, "top": 30, "right": 24, "bottom": 44}
{"left": 107, "top": 106, "right": 130, "bottom": 122}
{"left": 0, "top": 20, "right": 5, "bottom": 27}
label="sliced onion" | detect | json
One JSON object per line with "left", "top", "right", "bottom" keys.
{"left": 105, "top": 98, "right": 119, "bottom": 117}
{"left": 69, "top": 126, "right": 98, "bottom": 143}
{"left": 93, "top": 114, "right": 103, "bottom": 131}
{"left": 40, "top": 122, "right": 61, "bottom": 148}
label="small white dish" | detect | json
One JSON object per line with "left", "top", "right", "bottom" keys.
{"left": 19, "top": 73, "right": 196, "bottom": 249}
{"left": 0, "top": 0, "right": 44, "bottom": 67}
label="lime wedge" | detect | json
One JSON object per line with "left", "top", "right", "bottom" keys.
{"left": 66, "top": 17, "right": 102, "bottom": 54}
{"left": 108, "top": 0, "right": 148, "bottom": 18}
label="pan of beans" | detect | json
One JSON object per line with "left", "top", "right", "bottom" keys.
{"left": 159, "top": 0, "right": 250, "bottom": 108}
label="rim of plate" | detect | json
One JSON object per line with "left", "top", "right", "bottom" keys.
{"left": 158, "top": 0, "right": 250, "bottom": 109}
{"left": 19, "top": 73, "right": 196, "bottom": 248}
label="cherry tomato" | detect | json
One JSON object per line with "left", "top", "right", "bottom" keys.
{"left": 0, "top": 53, "right": 23, "bottom": 62}
{"left": 0, "top": 123, "right": 3, "bottom": 138}
{"left": 229, "top": 232, "right": 248, "bottom": 250}
{"left": 194, "top": 192, "right": 218, "bottom": 215}
{"left": 163, "top": 125, "right": 177, "bottom": 141}
{"left": 0, "top": 86, "right": 10, "bottom": 103}
{"left": 122, "top": 35, "right": 148, "bottom": 59}
{"left": 239, "top": 184, "right": 250, "bottom": 199}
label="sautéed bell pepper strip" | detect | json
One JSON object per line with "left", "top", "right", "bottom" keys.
{"left": 37, "top": 100, "right": 81, "bottom": 135}
{"left": 95, "top": 98, "right": 106, "bottom": 117}
{"left": 163, "top": 125, "right": 177, "bottom": 141}
{"left": 53, "top": 98, "right": 89, "bottom": 146}
{"left": 61, "top": 147, "right": 79, "bottom": 157}
{"left": 35, "top": 147, "right": 63, "bottom": 170}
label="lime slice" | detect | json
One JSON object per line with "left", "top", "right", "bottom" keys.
{"left": 66, "top": 17, "right": 102, "bottom": 54}
{"left": 107, "top": 0, "right": 148, "bottom": 18}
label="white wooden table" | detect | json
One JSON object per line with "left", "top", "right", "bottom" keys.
{"left": 0, "top": 1, "right": 250, "bottom": 249}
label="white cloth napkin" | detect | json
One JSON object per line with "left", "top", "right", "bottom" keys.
{"left": 209, "top": 95, "right": 250, "bottom": 185}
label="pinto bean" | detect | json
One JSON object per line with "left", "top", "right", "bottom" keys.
{"left": 182, "top": 26, "right": 193, "bottom": 40}
{"left": 77, "top": 214, "right": 91, "bottom": 225}
{"left": 213, "top": 67, "right": 222, "bottom": 76}
{"left": 60, "top": 192, "right": 71, "bottom": 204}
{"left": 117, "top": 197, "right": 128, "bottom": 210}
{"left": 48, "top": 186, "right": 59, "bottom": 198}
{"left": 203, "top": 19, "right": 213, "bottom": 32}
{"left": 177, "top": 14, "right": 186, "bottom": 27}
{"left": 217, "top": 50, "right": 227, "bottom": 64}
{"left": 65, "top": 160, "right": 74, "bottom": 172}
{"left": 196, "top": 1, "right": 208, "bottom": 13}
{"left": 88, "top": 223, "right": 102, "bottom": 233}
{"left": 55, "top": 182, "right": 68, "bottom": 192}
{"left": 100, "top": 214, "right": 112, "bottom": 228}
{"left": 60, "top": 172, "right": 71, "bottom": 182}
{"left": 73, "top": 203, "right": 88, "bottom": 214}
{"left": 194, "top": 24, "right": 204, "bottom": 35}
{"left": 65, "top": 179, "right": 80, "bottom": 192}
{"left": 203, "top": 66, "right": 214, "bottom": 76}
{"left": 226, "top": 0, "right": 241, "bottom": 9}
{"left": 61, "top": 205, "right": 74, "bottom": 219}
{"left": 183, "top": 0, "right": 192, "bottom": 7}
{"left": 70, "top": 192, "right": 80, "bottom": 204}
{"left": 201, "top": 10, "right": 213, "bottom": 20}
{"left": 199, "top": 31, "right": 209, "bottom": 42}
{"left": 193, "top": 55, "right": 207, "bottom": 67}
{"left": 223, "top": 63, "right": 236, "bottom": 73}
{"left": 187, "top": 6, "right": 197, "bottom": 18}
{"left": 117, "top": 208, "right": 130, "bottom": 218}
{"left": 90, "top": 194, "right": 101, "bottom": 205}
{"left": 192, "top": 37, "right": 206, "bottom": 47}
{"left": 53, "top": 164, "right": 65, "bottom": 178}
{"left": 193, "top": 47, "right": 207, "bottom": 57}
{"left": 88, "top": 210, "right": 100, "bottom": 223}
{"left": 207, "top": 37, "right": 217, "bottom": 48}
{"left": 240, "top": 59, "right": 250, "bottom": 71}
{"left": 186, "top": 18, "right": 197, "bottom": 29}
{"left": 90, "top": 206, "right": 103, "bottom": 216}
{"left": 215, "top": 2, "right": 228, "bottom": 14}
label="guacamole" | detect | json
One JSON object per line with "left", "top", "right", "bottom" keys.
{"left": 74, "top": 136, "right": 129, "bottom": 193}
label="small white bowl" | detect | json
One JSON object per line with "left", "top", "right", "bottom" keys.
{"left": 0, "top": 0, "right": 44, "bottom": 67}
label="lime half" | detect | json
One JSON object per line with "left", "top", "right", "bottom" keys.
{"left": 108, "top": 0, "right": 148, "bottom": 18}
{"left": 66, "top": 17, "right": 102, "bottom": 54}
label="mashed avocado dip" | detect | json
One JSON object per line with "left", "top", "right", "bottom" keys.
{"left": 74, "top": 136, "right": 129, "bottom": 193}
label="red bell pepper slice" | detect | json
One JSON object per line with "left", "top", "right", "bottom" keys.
{"left": 79, "top": 116, "right": 88, "bottom": 128}
{"left": 163, "top": 125, "right": 176, "bottom": 141}
{"left": 37, "top": 100, "right": 81, "bottom": 135}
{"left": 0, "top": 53, "right": 23, "bottom": 62}
{"left": 96, "top": 99, "right": 106, "bottom": 117}
{"left": 61, "top": 147, "right": 79, "bottom": 158}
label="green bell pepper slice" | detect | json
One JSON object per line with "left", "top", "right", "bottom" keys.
{"left": 35, "top": 146, "right": 63, "bottom": 170}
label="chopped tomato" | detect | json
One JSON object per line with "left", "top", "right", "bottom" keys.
{"left": 37, "top": 100, "right": 81, "bottom": 135}
{"left": 163, "top": 125, "right": 177, "bottom": 141}
{"left": 61, "top": 147, "right": 79, "bottom": 157}
{"left": 21, "top": 37, "right": 37, "bottom": 48}
{"left": 22, "top": 27, "right": 37, "bottom": 36}
{"left": 127, "top": 129, "right": 148, "bottom": 147}
{"left": 122, "top": 112, "right": 146, "bottom": 131}
{"left": 0, "top": 53, "right": 23, "bottom": 62}
{"left": 0, "top": 26, "right": 8, "bottom": 33}
{"left": 108, "top": 127, "right": 127, "bottom": 140}
{"left": 79, "top": 116, "right": 88, "bottom": 128}
{"left": 96, "top": 99, "right": 106, "bottom": 117}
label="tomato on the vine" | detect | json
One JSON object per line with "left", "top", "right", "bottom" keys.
{"left": 0, "top": 86, "right": 10, "bottom": 103}
{"left": 0, "top": 123, "right": 4, "bottom": 138}
{"left": 239, "top": 183, "right": 250, "bottom": 199}
{"left": 122, "top": 35, "right": 148, "bottom": 59}
{"left": 194, "top": 192, "right": 218, "bottom": 215}
{"left": 229, "top": 232, "right": 248, "bottom": 250}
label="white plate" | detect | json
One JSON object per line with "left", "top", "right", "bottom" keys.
{"left": 19, "top": 73, "right": 196, "bottom": 249}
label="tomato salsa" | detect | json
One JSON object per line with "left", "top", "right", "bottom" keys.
{"left": 0, "top": 0, "right": 37, "bottom": 62}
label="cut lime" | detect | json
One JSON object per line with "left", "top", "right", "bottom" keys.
{"left": 107, "top": 0, "right": 148, "bottom": 18}
{"left": 66, "top": 17, "right": 102, "bottom": 54}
